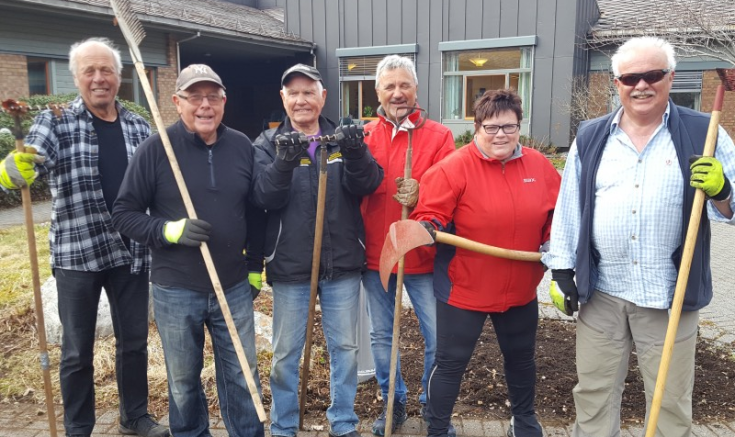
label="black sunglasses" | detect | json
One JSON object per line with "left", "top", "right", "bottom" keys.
{"left": 615, "top": 69, "right": 670, "bottom": 86}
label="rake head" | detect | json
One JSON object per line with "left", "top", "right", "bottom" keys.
{"left": 716, "top": 68, "right": 735, "bottom": 92}
{"left": 110, "top": 0, "right": 146, "bottom": 62}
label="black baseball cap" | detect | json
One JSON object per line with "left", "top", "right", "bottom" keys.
{"left": 281, "top": 63, "right": 323, "bottom": 86}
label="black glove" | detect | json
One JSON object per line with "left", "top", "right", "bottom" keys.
{"left": 335, "top": 124, "right": 367, "bottom": 159}
{"left": 163, "top": 218, "right": 212, "bottom": 247}
{"left": 419, "top": 221, "right": 437, "bottom": 246}
{"left": 550, "top": 269, "right": 579, "bottom": 316}
{"left": 274, "top": 132, "right": 308, "bottom": 171}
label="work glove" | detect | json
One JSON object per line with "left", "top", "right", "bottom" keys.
{"left": 689, "top": 155, "right": 732, "bottom": 201}
{"left": 539, "top": 241, "right": 550, "bottom": 272}
{"left": 248, "top": 271, "right": 263, "bottom": 300}
{"left": 0, "top": 147, "right": 45, "bottom": 190}
{"left": 549, "top": 269, "right": 579, "bottom": 316}
{"left": 419, "top": 221, "right": 437, "bottom": 246}
{"left": 335, "top": 124, "right": 367, "bottom": 160}
{"left": 163, "top": 218, "right": 211, "bottom": 247}
{"left": 393, "top": 177, "right": 419, "bottom": 208}
{"left": 274, "top": 132, "right": 308, "bottom": 171}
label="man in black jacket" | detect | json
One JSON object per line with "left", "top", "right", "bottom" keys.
{"left": 112, "top": 64, "right": 264, "bottom": 437}
{"left": 250, "top": 64, "right": 383, "bottom": 437}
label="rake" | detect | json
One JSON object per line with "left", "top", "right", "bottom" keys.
{"left": 645, "top": 68, "right": 735, "bottom": 436}
{"left": 108, "top": 0, "right": 266, "bottom": 422}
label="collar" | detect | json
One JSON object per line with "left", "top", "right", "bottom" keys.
{"left": 69, "top": 95, "right": 128, "bottom": 120}
{"left": 609, "top": 102, "right": 671, "bottom": 135}
{"left": 176, "top": 120, "right": 227, "bottom": 147}
{"left": 472, "top": 139, "right": 523, "bottom": 162}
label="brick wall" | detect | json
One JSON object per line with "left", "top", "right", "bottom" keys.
{"left": 701, "top": 70, "right": 735, "bottom": 138}
{"left": 156, "top": 34, "right": 179, "bottom": 126}
{"left": 0, "top": 54, "right": 29, "bottom": 101}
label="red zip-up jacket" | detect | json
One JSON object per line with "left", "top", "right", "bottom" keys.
{"left": 411, "top": 142, "right": 561, "bottom": 312}
{"left": 362, "top": 108, "right": 456, "bottom": 274}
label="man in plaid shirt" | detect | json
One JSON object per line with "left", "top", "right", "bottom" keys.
{"left": 0, "top": 37, "right": 168, "bottom": 437}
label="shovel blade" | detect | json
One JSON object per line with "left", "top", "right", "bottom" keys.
{"left": 379, "top": 220, "right": 434, "bottom": 290}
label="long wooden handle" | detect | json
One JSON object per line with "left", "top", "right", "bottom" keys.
{"left": 385, "top": 130, "right": 414, "bottom": 437}
{"left": 14, "top": 132, "right": 58, "bottom": 437}
{"left": 299, "top": 144, "right": 329, "bottom": 429}
{"left": 132, "top": 62, "right": 266, "bottom": 421}
{"left": 434, "top": 231, "right": 542, "bottom": 262}
{"left": 645, "top": 84, "right": 725, "bottom": 437}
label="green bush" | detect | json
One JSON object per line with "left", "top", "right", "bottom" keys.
{"left": 454, "top": 130, "right": 473, "bottom": 148}
{"left": 0, "top": 93, "right": 153, "bottom": 209}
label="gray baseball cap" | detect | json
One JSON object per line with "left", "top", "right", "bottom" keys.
{"left": 176, "top": 64, "right": 226, "bottom": 91}
{"left": 281, "top": 63, "right": 322, "bottom": 86}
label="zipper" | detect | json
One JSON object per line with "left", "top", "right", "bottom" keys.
{"left": 208, "top": 149, "right": 215, "bottom": 187}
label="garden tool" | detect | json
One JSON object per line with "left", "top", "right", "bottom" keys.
{"left": 645, "top": 67, "right": 735, "bottom": 437}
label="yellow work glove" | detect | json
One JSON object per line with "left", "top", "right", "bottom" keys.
{"left": 163, "top": 218, "right": 211, "bottom": 246}
{"left": 689, "top": 155, "right": 732, "bottom": 201}
{"left": 0, "top": 147, "right": 45, "bottom": 189}
{"left": 248, "top": 271, "right": 263, "bottom": 300}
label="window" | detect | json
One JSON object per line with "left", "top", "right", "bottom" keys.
{"left": 27, "top": 59, "right": 50, "bottom": 96}
{"left": 118, "top": 65, "right": 156, "bottom": 111}
{"left": 338, "top": 54, "right": 416, "bottom": 121}
{"left": 442, "top": 47, "right": 533, "bottom": 132}
{"left": 670, "top": 71, "right": 702, "bottom": 111}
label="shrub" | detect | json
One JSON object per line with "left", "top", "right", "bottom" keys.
{"left": 0, "top": 93, "right": 153, "bottom": 209}
{"left": 454, "top": 130, "right": 473, "bottom": 149}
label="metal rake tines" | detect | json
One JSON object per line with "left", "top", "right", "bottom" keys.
{"left": 110, "top": 0, "right": 146, "bottom": 61}
{"left": 1, "top": 99, "right": 67, "bottom": 117}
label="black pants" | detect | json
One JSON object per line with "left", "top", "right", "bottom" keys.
{"left": 426, "top": 299, "right": 542, "bottom": 437}
{"left": 55, "top": 267, "right": 150, "bottom": 436}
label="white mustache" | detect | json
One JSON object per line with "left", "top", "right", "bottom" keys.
{"left": 631, "top": 91, "right": 654, "bottom": 98}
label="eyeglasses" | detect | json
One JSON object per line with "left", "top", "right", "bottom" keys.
{"left": 481, "top": 123, "right": 520, "bottom": 135}
{"left": 177, "top": 94, "right": 224, "bottom": 105}
{"left": 615, "top": 69, "right": 670, "bottom": 86}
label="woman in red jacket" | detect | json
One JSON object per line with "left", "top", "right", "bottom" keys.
{"left": 410, "top": 89, "right": 560, "bottom": 437}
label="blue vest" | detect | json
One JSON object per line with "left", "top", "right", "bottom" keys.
{"left": 574, "top": 100, "right": 713, "bottom": 311}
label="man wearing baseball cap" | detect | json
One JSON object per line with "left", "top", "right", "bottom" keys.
{"left": 113, "top": 63, "right": 265, "bottom": 437}
{"left": 249, "top": 63, "right": 383, "bottom": 437}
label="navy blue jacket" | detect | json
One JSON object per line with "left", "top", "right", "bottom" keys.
{"left": 250, "top": 116, "right": 383, "bottom": 283}
{"left": 574, "top": 100, "right": 712, "bottom": 311}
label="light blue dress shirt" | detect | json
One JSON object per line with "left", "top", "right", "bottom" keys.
{"left": 543, "top": 104, "right": 735, "bottom": 309}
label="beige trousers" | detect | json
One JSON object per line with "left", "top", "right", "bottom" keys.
{"left": 571, "top": 291, "right": 699, "bottom": 437}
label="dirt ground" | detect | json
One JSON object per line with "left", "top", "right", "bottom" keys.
{"left": 298, "top": 308, "right": 735, "bottom": 427}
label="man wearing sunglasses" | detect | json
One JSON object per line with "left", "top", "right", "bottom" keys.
{"left": 543, "top": 36, "right": 735, "bottom": 436}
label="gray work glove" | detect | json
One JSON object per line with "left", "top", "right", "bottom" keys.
{"left": 393, "top": 177, "right": 419, "bottom": 207}
{"left": 335, "top": 124, "right": 367, "bottom": 159}
{"left": 274, "top": 132, "right": 308, "bottom": 171}
{"left": 163, "top": 218, "right": 211, "bottom": 247}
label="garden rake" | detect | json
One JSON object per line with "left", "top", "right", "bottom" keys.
{"left": 645, "top": 67, "right": 735, "bottom": 437}
{"left": 108, "top": 0, "right": 266, "bottom": 422}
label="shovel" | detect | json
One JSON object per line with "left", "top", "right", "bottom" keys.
{"left": 645, "top": 68, "right": 735, "bottom": 437}
{"left": 379, "top": 220, "right": 542, "bottom": 290}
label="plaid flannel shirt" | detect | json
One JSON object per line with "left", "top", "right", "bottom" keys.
{"left": 25, "top": 96, "right": 151, "bottom": 273}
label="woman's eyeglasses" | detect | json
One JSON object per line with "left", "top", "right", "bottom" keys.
{"left": 481, "top": 124, "right": 520, "bottom": 135}
{"left": 615, "top": 69, "right": 670, "bottom": 86}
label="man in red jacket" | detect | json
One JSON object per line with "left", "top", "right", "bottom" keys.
{"left": 361, "top": 55, "right": 456, "bottom": 436}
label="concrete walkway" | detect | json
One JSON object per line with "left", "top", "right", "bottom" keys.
{"left": 0, "top": 200, "right": 734, "bottom": 436}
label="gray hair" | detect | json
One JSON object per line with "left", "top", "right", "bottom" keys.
{"left": 375, "top": 55, "right": 418, "bottom": 89}
{"left": 69, "top": 37, "right": 123, "bottom": 78}
{"left": 611, "top": 36, "right": 677, "bottom": 76}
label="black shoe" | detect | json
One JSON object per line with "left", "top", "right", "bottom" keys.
{"left": 119, "top": 414, "right": 170, "bottom": 437}
{"left": 372, "top": 401, "right": 408, "bottom": 436}
{"left": 329, "top": 431, "right": 361, "bottom": 437}
{"left": 421, "top": 405, "right": 456, "bottom": 437}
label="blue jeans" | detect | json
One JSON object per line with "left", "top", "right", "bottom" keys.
{"left": 270, "top": 273, "right": 360, "bottom": 437}
{"left": 153, "top": 281, "right": 263, "bottom": 437}
{"left": 363, "top": 270, "right": 436, "bottom": 405}
{"left": 55, "top": 266, "right": 150, "bottom": 436}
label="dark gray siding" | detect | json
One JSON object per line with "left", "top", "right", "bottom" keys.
{"left": 0, "top": 8, "right": 169, "bottom": 67}
{"left": 278, "top": 0, "right": 599, "bottom": 148}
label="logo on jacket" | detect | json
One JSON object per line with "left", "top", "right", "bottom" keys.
{"left": 328, "top": 152, "right": 344, "bottom": 163}
{"left": 523, "top": 178, "right": 536, "bottom": 183}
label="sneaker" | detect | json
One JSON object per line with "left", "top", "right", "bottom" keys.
{"left": 119, "top": 414, "right": 170, "bottom": 437}
{"left": 507, "top": 417, "right": 514, "bottom": 437}
{"left": 421, "top": 405, "right": 456, "bottom": 437}
{"left": 372, "top": 401, "right": 408, "bottom": 436}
